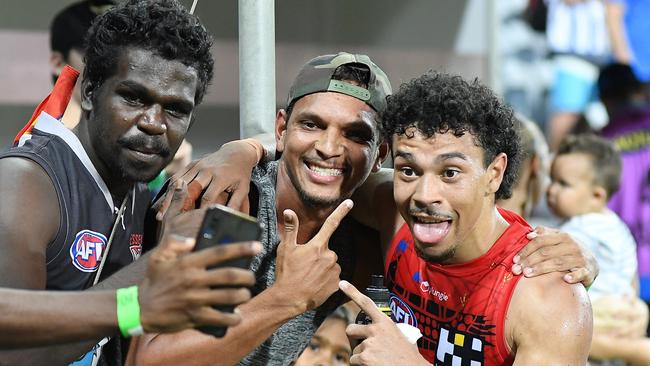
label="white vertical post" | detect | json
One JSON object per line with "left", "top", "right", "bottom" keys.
{"left": 238, "top": 0, "right": 276, "bottom": 138}
{"left": 487, "top": 0, "right": 501, "bottom": 94}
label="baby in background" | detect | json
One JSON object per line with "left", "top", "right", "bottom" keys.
{"left": 547, "top": 133, "right": 650, "bottom": 365}
{"left": 547, "top": 133, "right": 637, "bottom": 301}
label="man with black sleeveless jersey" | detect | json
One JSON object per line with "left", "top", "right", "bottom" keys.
{"left": 0, "top": 1, "right": 256, "bottom": 365}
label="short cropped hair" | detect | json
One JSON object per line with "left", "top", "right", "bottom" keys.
{"left": 557, "top": 134, "right": 622, "bottom": 198}
{"left": 380, "top": 72, "right": 521, "bottom": 200}
{"left": 84, "top": 0, "right": 214, "bottom": 104}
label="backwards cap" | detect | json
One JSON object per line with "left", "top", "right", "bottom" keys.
{"left": 287, "top": 52, "right": 392, "bottom": 113}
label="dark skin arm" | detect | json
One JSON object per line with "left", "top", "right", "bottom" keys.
{"left": 0, "top": 158, "right": 145, "bottom": 363}
{"left": 0, "top": 157, "right": 96, "bottom": 364}
{"left": 0, "top": 157, "right": 58, "bottom": 289}
{"left": 0, "top": 160, "right": 259, "bottom": 362}
{"left": 0, "top": 289, "right": 115, "bottom": 349}
{"left": 0, "top": 254, "right": 157, "bottom": 364}
{"left": 0, "top": 233, "right": 260, "bottom": 350}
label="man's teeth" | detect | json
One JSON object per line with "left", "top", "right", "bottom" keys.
{"left": 308, "top": 164, "right": 343, "bottom": 176}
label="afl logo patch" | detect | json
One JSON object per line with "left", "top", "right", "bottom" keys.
{"left": 70, "top": 230, "right": 107, "bottom": 272}
{"left": 389, "top": 294, "right": 418, "bottom": 327}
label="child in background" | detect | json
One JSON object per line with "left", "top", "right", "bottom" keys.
{"left": 547, "top": 134, "right": 650, "bottom": 365}
{"left": 293, "top": 305, "right": 357, "bottom": 366}
{"left": 548, "top": 134, "right": 636, "bottom": 300}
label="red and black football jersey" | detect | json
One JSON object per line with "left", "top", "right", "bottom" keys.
{"left": 385, "top": 208, "right": 532, "bottom": 366}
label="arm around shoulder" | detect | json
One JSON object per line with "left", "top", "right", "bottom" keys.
{"left": 508, "top": 272, "right": 592, "bottom": 366}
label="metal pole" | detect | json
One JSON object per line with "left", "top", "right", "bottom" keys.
{"left": 486, "top": 0, "right": 501, "bottom": 95}
{"left": 238, "top": 0, "right": 276, "bottom": 138}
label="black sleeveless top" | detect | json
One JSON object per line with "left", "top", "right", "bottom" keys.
{"left": 0, "top": 113, "right": 150, "bottom": 291}
{"left": 0, "top": 113, "right": 151, "bottom": 366}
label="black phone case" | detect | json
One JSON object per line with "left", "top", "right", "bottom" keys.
{"left": 194, "top": 204, "right": 261, "bottom": 337}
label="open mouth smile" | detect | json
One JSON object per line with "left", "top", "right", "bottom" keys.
{"left": 307, "top": 164, "right": 343, "bottom": 177}
{"left": 304, "top": 161, "right": 346, "bottom": 183}
{"left": 411, "top": 215, "right": 452, "bottom": 244}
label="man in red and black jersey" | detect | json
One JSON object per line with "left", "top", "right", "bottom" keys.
{"left": 341, "top": 72, "right": 592, "bottom": 365}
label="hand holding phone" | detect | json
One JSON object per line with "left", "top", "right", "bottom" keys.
{"left": 194, "top": 204, "right": 262, "bottom": 337}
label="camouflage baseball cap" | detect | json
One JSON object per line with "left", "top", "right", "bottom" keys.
{"left": 287, "top": 52, "right": 392, "bottom": 113}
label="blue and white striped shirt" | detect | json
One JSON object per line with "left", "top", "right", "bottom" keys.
{"left": 546, "top": 0, "right": 610, "bottom": 59}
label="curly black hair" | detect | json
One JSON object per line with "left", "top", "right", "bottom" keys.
{"left": 83, "top": 0, "right": 214, "bottom": 104}
{"left": 380, "top": 72, "right": 521, "bottom": 200}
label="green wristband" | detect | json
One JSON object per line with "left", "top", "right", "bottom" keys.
{"left": 116, "top": 286, "right": 144, "bottom": 337}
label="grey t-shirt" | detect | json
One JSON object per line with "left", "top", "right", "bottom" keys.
{"left": 237, "top": 160, "right": 357, "bottom": 366}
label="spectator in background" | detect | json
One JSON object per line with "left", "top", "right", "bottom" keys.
{"left": 497, "top": 112, "right": 649, "bottom": 363}
{"left": 605, "top": 0, "right": 650, "bottom": 96}
{"left": 548, "top": 135, "right": 635, "bottom": 306}
{"left": 547, "top": 134, "right": 650, "bottom": 365}
{"left": 50, "top": 0, "right": 115, "bottom": 129}
{"left": 497, "top": 114, "right": 550, "bottom": 218}
{"left": 545, "top": 0, "right": 610, "bottom": 150}
{"left": 598, "top": 63, "right": 650, "bottom": 327}
{"left": 293, "top": 305, "right": 357, "bottom": 366}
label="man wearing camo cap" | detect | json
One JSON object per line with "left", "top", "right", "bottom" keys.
{"left": 131, "top": 52, "right": 392, "bottom": 365}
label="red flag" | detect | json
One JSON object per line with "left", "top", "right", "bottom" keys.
{"left": 13, "top": 65, "right": 80, "bottom": 145}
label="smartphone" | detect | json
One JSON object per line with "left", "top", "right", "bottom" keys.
{"left": 194, "top": 204, "right": 262, "bottom": 337}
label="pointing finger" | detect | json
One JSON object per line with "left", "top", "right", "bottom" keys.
{"left": 155, "top": 160, "right": 200, "bottom": 220}
{"left": 311, "top": 199, "right": 353, "bottom": 247}
{"left": 339, "top": 280, "right": 384, "bottom": 323}
{"left": 155, "top": 180, "right": 183, "bottom": 221}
